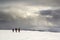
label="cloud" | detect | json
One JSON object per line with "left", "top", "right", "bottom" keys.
{"left": 0, "top": 6, "right": 55, "bottom": 30}
{"left": 0, "top": 0, "right": 60, "bottom": 31}
{"left": 0, "top": 0, "right": 60, "bottom": 7}
{"left": 40, "top": 10, "right": 52, "bottom": 15}
{"left": 40, "top": 9, "right": 60, "bottom": 27}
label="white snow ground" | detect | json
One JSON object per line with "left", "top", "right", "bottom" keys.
{"left": 0, "top": 30, "right": 60, "bottom": 40}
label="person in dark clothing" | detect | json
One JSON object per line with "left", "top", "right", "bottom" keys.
{"left": 18, "top": 28, "right": 20, "bottom": 32}
{"left": 15, "top": 28, "right": 17, "bottom": 32}
{"left": 12, "top": 29, "right": 14, "bottom": 32}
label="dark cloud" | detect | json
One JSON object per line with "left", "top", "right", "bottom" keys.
{"left": 0, "top": 11, "right": 14, "bottom": 22}
{"left": 52, "top": 9, "right": 60, "bottom": 19}
{"left": 40, "top": 9, "right": 60, "bottom": 19}
{"left": 40, "top": 9, "right": 60, "bottom": 27}
{"left": 40, "top": 10, "right": 52, "bottom": 15}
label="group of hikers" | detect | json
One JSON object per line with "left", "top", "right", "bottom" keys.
{"left": 12, "top": 28, "right": 20, "bottom": 32}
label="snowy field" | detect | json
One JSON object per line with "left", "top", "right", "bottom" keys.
{"left": 0, "top": 30, "right": 60, "bottom": 40}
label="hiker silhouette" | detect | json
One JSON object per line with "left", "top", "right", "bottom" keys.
{"left": 12, "top": 29, "right": 14, "bottom": 32}
{"left": 18, "top": 28, "right": 20, "bottom": 32}
{"left": 12, "top": 28, "right": 20, "bottom": 32}
{"left": 15, "top": 28, "right": 17, "bottom": 32}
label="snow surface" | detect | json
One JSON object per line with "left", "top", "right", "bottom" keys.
{"left": 0, "top": 30, "right": 60, "bottom": 40}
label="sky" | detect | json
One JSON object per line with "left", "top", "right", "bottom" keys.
{"left": 0, "top": 0, "right": 60, "bottom": 31}
{"left": 0, "top": 0, "right": 60, "bottom": 7}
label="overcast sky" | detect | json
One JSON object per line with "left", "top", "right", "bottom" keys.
{"left": 0, "top": 0, "right": 60, "bottom": 31}
{"left": 0, "top": 0, "right": 60, "bottom": 7}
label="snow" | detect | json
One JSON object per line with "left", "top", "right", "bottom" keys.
{"left": 0, "top": 30, "right": 60, "bottom": 40}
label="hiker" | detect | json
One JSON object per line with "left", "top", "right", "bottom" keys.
{"left": 15, "top": 28, "right": 17, "bottom": 32}
{"left": 18, "top": 28, "right": 20, "bottom": 32}
{"left": 12, "top": 29, "right": 14, "bottom": 32}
